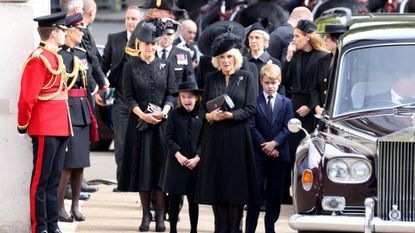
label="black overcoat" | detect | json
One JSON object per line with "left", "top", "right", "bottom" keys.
{"left": 118, "top": 57, "right": 177, "bottom": 192}
{"left": 195, "top": 69, "right": 261, "bottom": 205}
{"left": 159, "top": 106, "right": 203, "bottom": 195}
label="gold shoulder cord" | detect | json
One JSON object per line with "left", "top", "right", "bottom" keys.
{"left": 125, "top": 38, "right": 140, "bottom": 57}
{"left": 31, "top": 52, "right": 67, "bottom": 101}
{"left": 66, "top": 56, "right": 86, "bottom": 90}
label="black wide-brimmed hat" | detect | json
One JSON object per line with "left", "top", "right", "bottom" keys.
{"left": 34, "top": 12, "right": 68, "bottom": 30}
{"left": 198, "top": 21, "right": 245, "bottom": 57}
{"left": 139, "top": 0, "right": 184, "bottom": 12}
{"left": 173, "top": 81, "right": 203, "bottom": 96}
{"left": 135, "top": 18, "right": 166, "bottom": 43}
{"left": 324, "top": 24, "right": 348, "bottom": 35}
{"left": 296, "top": 19, "right": 317, "bottom": 34}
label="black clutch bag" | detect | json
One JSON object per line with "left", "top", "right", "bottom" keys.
{"left": 136, "top": 103, "right": 162, "bottom": 131}
{"left": 206, "top": 94, "right": 235, "bottom": 112}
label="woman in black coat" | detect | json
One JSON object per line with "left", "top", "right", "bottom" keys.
{"left": 195, "top": 21, "right": 260, "bottom": 233}
{"left": 160, "top": 81, "right": 203, "bottom": 233}
{"left": 118, "top": 18, "right": 176, "bottom": 232}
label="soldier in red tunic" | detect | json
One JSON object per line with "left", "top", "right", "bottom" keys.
{"left": 17, "top": 12, "right": 71, "bottom": 233}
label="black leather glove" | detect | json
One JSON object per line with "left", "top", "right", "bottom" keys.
{"left": 17, "top": 126, "right": 27, "bottom": 134}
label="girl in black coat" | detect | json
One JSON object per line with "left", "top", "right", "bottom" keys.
{"left": 160, "top": 82, "right": 203, "bottom": 233}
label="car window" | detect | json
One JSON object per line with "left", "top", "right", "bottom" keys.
{"left": 333, "top": 44, "right": 415, "bottom": 116}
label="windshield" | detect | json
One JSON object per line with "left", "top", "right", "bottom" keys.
{"left": 333, "top": 44, "right": 415, "bottom": 116}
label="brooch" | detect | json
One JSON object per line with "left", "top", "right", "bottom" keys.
{"left": 237, "top": 76, "right": 244, "bottom": 86}
{"left": 160, "top": 63, "right": 166, "bottom": 69}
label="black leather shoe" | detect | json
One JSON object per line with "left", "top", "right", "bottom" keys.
{"left": 112, "top": 187, "right": 119, "bottom": 192}
{"left": 81, "top": 182, "right": 99, "bottom": 193}
{"left": 50, "top": 229, "right": 63, "bottom": 233}
{"left": 79, "top": 192, "right": 91, "bottom": 201}
{"left": 58, "top": 215, "right": 73, "bottom": 223}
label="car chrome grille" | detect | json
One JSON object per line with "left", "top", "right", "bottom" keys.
{"left": 378, "top": 140, "right": 415, "bottom": 221}
{"left": 341, "top": 206, "right": 365, "bottom": 216}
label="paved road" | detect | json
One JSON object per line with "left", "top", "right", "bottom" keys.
{"left": 59, "top": 151, "right": 296, "bottom": 233}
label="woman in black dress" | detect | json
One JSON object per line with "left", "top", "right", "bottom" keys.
{"left": 282, "top": 19, "right": 330, "bottom": 133}
{"left": 160, "top": 81, "right": 203, "bottom": 233}
{"left": 196, "top": 21, "right": 260, "bottom": 233}
{"left": 118, "top": 18, "right": 176, "bottom": 232}
{"left": 56, "top": 13, "right": 95, "bottom": 223}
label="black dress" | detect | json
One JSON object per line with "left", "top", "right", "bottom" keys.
{"left": 159, "top": 106, "right": 203, "bottom": 195}
{"left": 118, "top": 56, "right": 177, "bottom": 192}
{"left": 195, "top": 70, "right": 261, "bottom": 205}
{"left": 282, "top": 50, "right": 330, "bottom": 132}
{"left": 58, "top": 45, "right": 92, "bottom": 169}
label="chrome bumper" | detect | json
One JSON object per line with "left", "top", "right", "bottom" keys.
{"left": 289, "top": 198, "right": 415, "bottom": 233}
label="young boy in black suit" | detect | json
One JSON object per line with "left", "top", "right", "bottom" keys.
{"left": 246, "top": 63, "right": 293, "bottom": 233}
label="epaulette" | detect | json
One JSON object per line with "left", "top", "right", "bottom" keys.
{"left": 32, "top": 48, "right": 43, "bottom": 58}
{"left": 74, "top": 46, "right": 86, "bottom": 53}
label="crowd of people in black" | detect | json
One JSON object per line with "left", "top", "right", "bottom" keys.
{"left": 17, "top": 0, "right": 354, "bottom": 232}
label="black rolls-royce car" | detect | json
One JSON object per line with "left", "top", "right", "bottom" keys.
{"left": 288, "top": 13, "right": 415, "bottom": 233}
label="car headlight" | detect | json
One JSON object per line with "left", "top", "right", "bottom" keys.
{"left": 327, "top": 158, "right": 372, "bottom": 184}
{"left": 327, "top": 159, "right": 349, "bottom": 181}
{"left": 350, "top": 160, "right": 371, "bottom": 182}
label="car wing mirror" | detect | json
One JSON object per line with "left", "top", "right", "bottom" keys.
{"left": 288, "top": 118, "right": 310, "bottom": 138}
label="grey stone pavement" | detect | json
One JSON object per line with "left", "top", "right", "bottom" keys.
{"left": 58, "top": 151, "right": 296, "bottom": 233}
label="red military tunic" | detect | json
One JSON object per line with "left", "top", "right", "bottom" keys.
{"left": 17, "top": 44, "right": 71, "bottom": 136}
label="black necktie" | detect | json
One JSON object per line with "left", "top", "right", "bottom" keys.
{"left": 267, "top": 95, "right": 273, "bottom": 117}
{"left": 161, "top": 49, "right": 167, "bottom": 60}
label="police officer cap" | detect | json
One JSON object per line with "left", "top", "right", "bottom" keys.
{"left": 325, "top": 24, "right": 348, "bottom": 35}
{"left": 135, "top": 18, "right": 166, "bottom": 43}
{"left": 34, "top": 12, "right": 67, "bottom": 29}
{"left": 198, "top": 21, "right": 245, "bottom": 57}
{"left": 296, "top": 19, "right": 317, "bottom": 33}
{"left": 163, "top": 18, "right": 181, "bottom": 34}
{"left": 139, "top": 0, "right": 184, "bottom": 12}
{"left": 65, "top": 13, "right": 86, "bottom": 29}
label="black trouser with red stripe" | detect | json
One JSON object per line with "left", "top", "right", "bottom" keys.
{"left": 30, "top": 136, "right": 69, "bottom": 233}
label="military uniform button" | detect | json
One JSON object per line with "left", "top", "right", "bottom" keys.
{"left": 324, "top": 78, "right": 327, "bottom": 83}
{"left": 324, "top": 90, "right": 327, "bottom": 95}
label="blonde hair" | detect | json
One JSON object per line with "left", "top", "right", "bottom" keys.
{"left": 295, "top": 28, "right": 327, "bottom": 52}
{"left": 211, "top": 48, "right": 243, "bottom": 71}
{"left": 260, "top": 63, "right": 281, "bottom": 82}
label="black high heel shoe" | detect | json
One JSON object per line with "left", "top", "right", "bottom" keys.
{"left": 71, "top": 210, "right": 85, "bottom": 222}
{"left": 58, "top": 215, "right": 73, "bottom": 223}
{"left": 155, "top": 215, "right": 166, "bottom": 232}
{"left": 139, "top": 214, "right": 151, "bottom": 232}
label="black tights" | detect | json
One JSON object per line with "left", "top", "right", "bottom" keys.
{"left": 212, "top": 203, "right": 243, "bottom": 233}
{"left": 140, "top": 190, "right": 166, "bottom": 227}
{"left": 169, "top": 194, "right": 199, "bottom": 233}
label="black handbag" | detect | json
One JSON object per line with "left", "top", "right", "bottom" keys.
{"left": 206, "top": 94, "right": 235, "bottom": 112}
{"left": 136, "top": 103, "right": 162, "bottom": 131}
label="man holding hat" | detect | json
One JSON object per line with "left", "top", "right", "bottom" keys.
{"left": 157, "top": 18, "right": 195, "bottom": 86}
{"left": 17, "top": 12, "right": 71, "bottom": 233}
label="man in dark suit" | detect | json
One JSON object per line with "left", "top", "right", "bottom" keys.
{"left": 157, "top": 18, "right": 195, "bottom": 85}
{"left": 246, "top": 63, "right": 293, "bottom": 233}
{"left": 268, "top": 6, "right": 313, "bottom": 64}
{"left": 101, "top": 6, "right": 144, "bottom": 188}
{"left": 174, "top": 19, "right": 200, "bottom": 67}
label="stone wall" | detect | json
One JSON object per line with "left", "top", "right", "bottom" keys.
{"left": 0, "top": 1, "right": 49, "bottom": 232}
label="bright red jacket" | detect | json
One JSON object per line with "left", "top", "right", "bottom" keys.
{"left": 17, "top": 45, "right": 72, "bottom": 136}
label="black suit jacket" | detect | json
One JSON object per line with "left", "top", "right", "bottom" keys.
{"left": 81, "top": 27, "right": 106, "bottom": 88}
{"left": 101, "top": 30, "right": 128, "bottom": 91}
{"left": 158, "top": 46, "right": 194, "bottom": 85}
{"left": 249, "top": 93, "right": 293, "bottom": 162}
